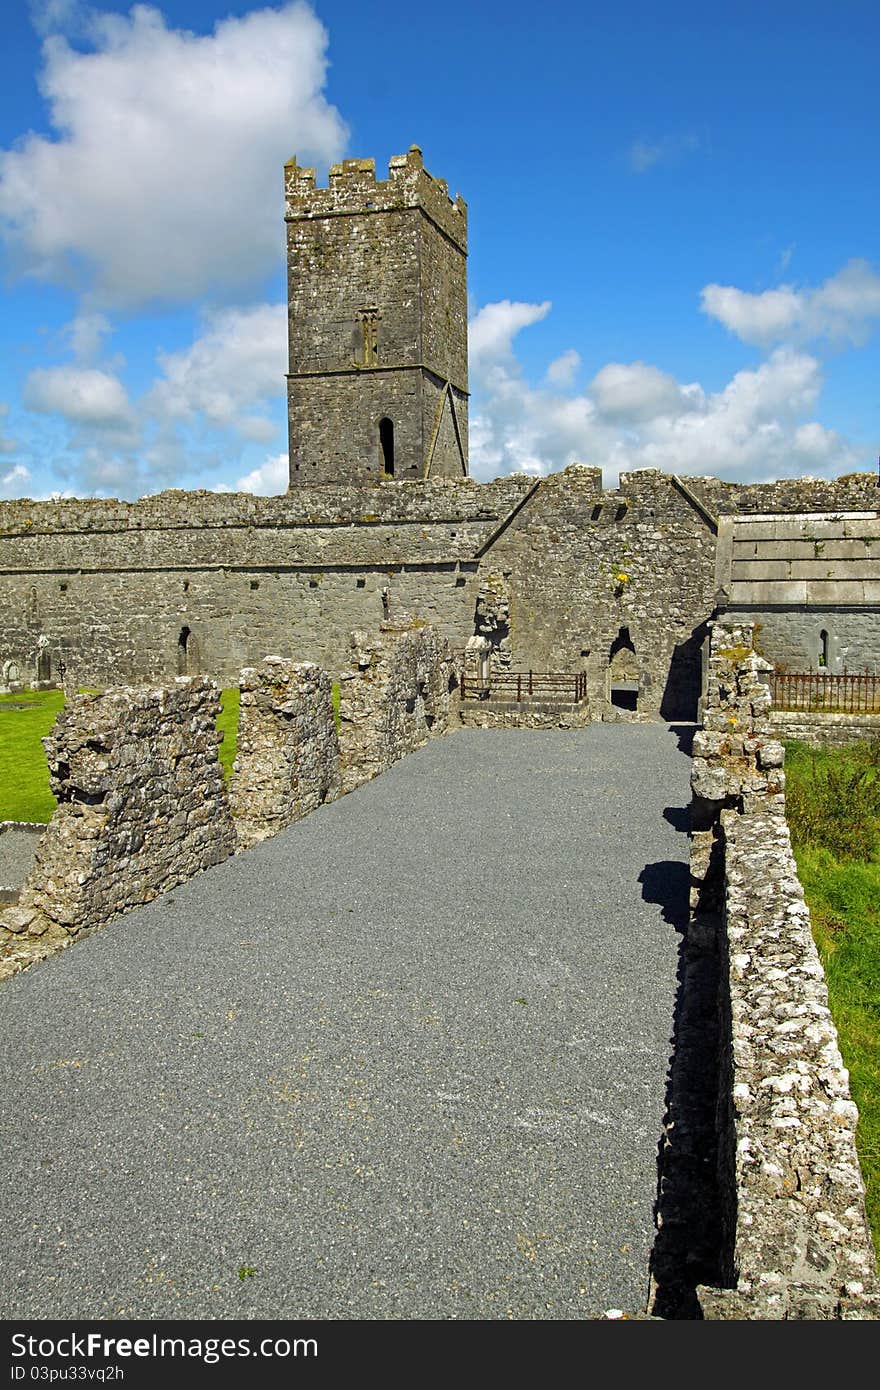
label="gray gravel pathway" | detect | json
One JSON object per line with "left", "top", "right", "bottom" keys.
{"left": 0, "top": 724, "right": 692, "bottom": 1320}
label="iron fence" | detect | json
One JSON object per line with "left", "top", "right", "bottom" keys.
{"left": 768, "top": 670, "right": 880, "bottom": 714}
{"left": 460, "top": 670, "right": 588, "bottom": 704}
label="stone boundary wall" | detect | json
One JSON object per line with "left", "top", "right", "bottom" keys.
{"left": 690, "top": 621, "right": 878, "bottom": 1318}
{"left": 458, "top": 701, "right": 590, "bottom": 729}
{"left": 337, "top": 623, "right": 456, "bottom": 793}
{"left": 229, "top": 658, "right": 340, "bottom": 850}
{"left": 0, "top": 677, "right": 235, "bottom": 976}
{"left": 769, "top": 709, "right": 880, "bottom": 748}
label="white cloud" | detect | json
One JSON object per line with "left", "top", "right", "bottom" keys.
{"left": 149, "top": 302, "right": 286, "bottom": 439}
{"left": 62, "top": 311, "right": 113, "bottom": 362}
{"left": 629, "top": 133, "right": 700, "bottom": 173}
{"left": 468, "top": 302, "right": 857, "bottom": 485}
{"left": 468, "top": 299, "right": 551, "bottom": 373}
{"left": 2, "top": 464, "right": 32, "bottom": 498}
{"left": 0, "top": 3, "right": 347, "bottom": 308}
{"left": 23, "top": 365, "right": 133, "bottom": 426}
{"left": 589, "top": 361, "right": 695, "bottom": 422}
{"left": 545, "top": 349, "right": 580, "bottom": 388}
{"left": 701, "top": 259, "right": 880, "bottom": 347}
{"left": 236, "top": 452, "right": 289, "bottom": 495}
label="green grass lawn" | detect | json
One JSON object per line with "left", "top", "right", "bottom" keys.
{"left": 784, "top": 739, "right": 880, "bottom": 1263}
{"left": 0, "top": 687, "right": 243, "bottom": 819}
{"left": 0, "top": 689, "right": 66, "bottom": 822}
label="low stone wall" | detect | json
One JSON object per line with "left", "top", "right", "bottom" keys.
{"left": 0, "top": 677, "right": 235, "bottom": 975}
{"left": 688, "top": 621, "right": 879, "bottom": 1318}
{"left": 769, "top": 709, "right": 880, "bottom": 748}
{"left": 697, "top": 807, "right": 880, "bottom": 1319}
{"left": 229, "top": 658, "right": 340, "bottom": 849}
{"left": 337, "top": 622, "right": 455, "bottom": 793}
{"left": 458, "top": 700, "right": 590, "bottom": 729}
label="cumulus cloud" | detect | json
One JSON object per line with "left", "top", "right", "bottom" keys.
{"left": 236, "top": 452, "right": 289, "bottom": 495}
{"left": 545, "top": 349, "right": 580, "bottom": 388}
{"left": 62, "top": 311, "right": 113, "bottom": 362}
{"left": 0, "top": 3, "right": 347, "bottom": 307}
{"left": 701, "top": 259, "right": 880, "bottom": 347}
{"left": 589, "top": 361, "right": 696, "bottom": 423}
{"left": 2, "top": 464, "right": 32, "bottom": 498}
{"left": 468, "top": 300, "right": 551, "bottom": 373}
{"left": 629, "top": 133, "right": 700, "bottom": 173}
{"left": 468, "top": 301, "right": 857, "bottom": 485}
{"left": 23, "top": 365, "right": 134, "bottom": 426}
{"left": 149, "top": 302, "right": 287, "bottom": 439}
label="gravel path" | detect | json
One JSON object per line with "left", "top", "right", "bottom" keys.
{"left": 0, "top": 724, "right": 692, "bottom": 1320}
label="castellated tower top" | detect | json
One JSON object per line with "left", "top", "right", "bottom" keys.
{"left": 284, "top": 145, "right": 467, "bottom": 254}
{"left": 285, "top": 146, "right": 469, "bottom": 487}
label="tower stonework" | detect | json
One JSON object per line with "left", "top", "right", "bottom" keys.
{"left": 285, "top": 146, "right": 469, "bottom": 486}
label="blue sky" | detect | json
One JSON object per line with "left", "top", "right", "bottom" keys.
{"left": 1, "top": 0, "right": 878, "bottom": 498}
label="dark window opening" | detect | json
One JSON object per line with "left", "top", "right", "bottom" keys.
{"left": 356, "top": 577, "right": 366, "bottom": 589}
{"left": 455, "top": 576, "right": 466, "bottom": 587}
{"left": 183, "top": 581, "right": 189, "bottom": 592}
{"left": 59, "top": 583, "right": 68, "bottom": 593}
{"left": 379, "top": 417, "right": 395, "bottom": 476}
{"left": 591, "top": 504, "right": 603, "bottom": 522}
{"left": 819, "top": 629, "right": 829, "bottom": 668}
{"left": 615, "top": 503, "right": 628, "bottom": 521}
{"left": 250, "top": 580, "right": 259, "bottom": 591}
{"left": 309, "top": 579, "right": 319, "bottom": 589}
{"left": 177, "top": 626, "right": 193, "bottom": 675}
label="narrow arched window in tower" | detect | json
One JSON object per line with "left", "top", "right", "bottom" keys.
{"left": 177, "top": 626, "right": 193, "bottom": 675}
{"left": 819, "top": 629, "right": 829, "bottom": 669}
{"left": 379, "top": 418, "right": 395, "bottom": 477}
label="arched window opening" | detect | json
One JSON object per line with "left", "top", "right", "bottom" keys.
{"left": 819, "top": 629, "right": 829, "bottom": 669}
{"left": 379, "top": 417, "right": 395, "bottom": 477}
{"left": 177, "top": 626, "right": 195, "bottom": 675}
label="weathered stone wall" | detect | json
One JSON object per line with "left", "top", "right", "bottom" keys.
{"left": 483, "top": 467, "right": 718, "bottom": 720}
{"left": 458, "top": 702, "right": 589, "bottom": 730}
{"left": 0, "top": 678, "right": 235, "bottom": 969}
{"left": 337, "top": 622, "right": 456, "bottom": 793}
{"left": 688, "top": 621, "right": 878, "bottom": 1318}
{"left": 3, "top": 469, "right": 880, "bottom": 713}
{"left": 229, "top": 658, "right": 340, "bottom": 849}
{"left": 698, "top": 807, "right": 880, "bottom": 1319}
{"left": 769, "top": 709, "right": 880, "bottom": 747}
{"left": 0, "top": 480, "right": 530, "bottom": 687}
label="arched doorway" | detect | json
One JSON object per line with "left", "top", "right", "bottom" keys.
{"left": 608, "top": 626, "right": 639, "bottom": 712}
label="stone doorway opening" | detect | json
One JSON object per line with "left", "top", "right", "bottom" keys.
{"left": 609, "top": 626, "right": 639, "bottom": 713}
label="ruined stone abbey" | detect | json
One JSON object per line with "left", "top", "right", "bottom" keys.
{"left": 1, "top": 145, "right": 879, "bottom": 711}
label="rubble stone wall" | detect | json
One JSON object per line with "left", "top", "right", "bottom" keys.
{"left": 0, "top": 677, "right": 235, "bottom": 965}
{"left": 229, "top": 658, "right": 340, "bottom": 849}
{"left": 690, "top": 621, "right": 879, "bottom": 1318}
{"left": 337, "top": 622, "right": 456, "bottom": 793}
{"left": 769, "top": 709, "right": 880, "bottom": 747}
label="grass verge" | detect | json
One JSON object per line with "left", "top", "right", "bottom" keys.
{"left": 784, "top": 739, "right": 880, "bottom": 1262}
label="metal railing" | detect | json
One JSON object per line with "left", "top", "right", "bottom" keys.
{"left": 768, "top": 670, "right": 880, "bottom": 714}
{"left": 460, "top": 670, "right": 588, "bottom": 704}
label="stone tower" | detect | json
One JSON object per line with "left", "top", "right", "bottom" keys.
{"left": 284, "top": 145, "right": 469, "bottom": 485}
